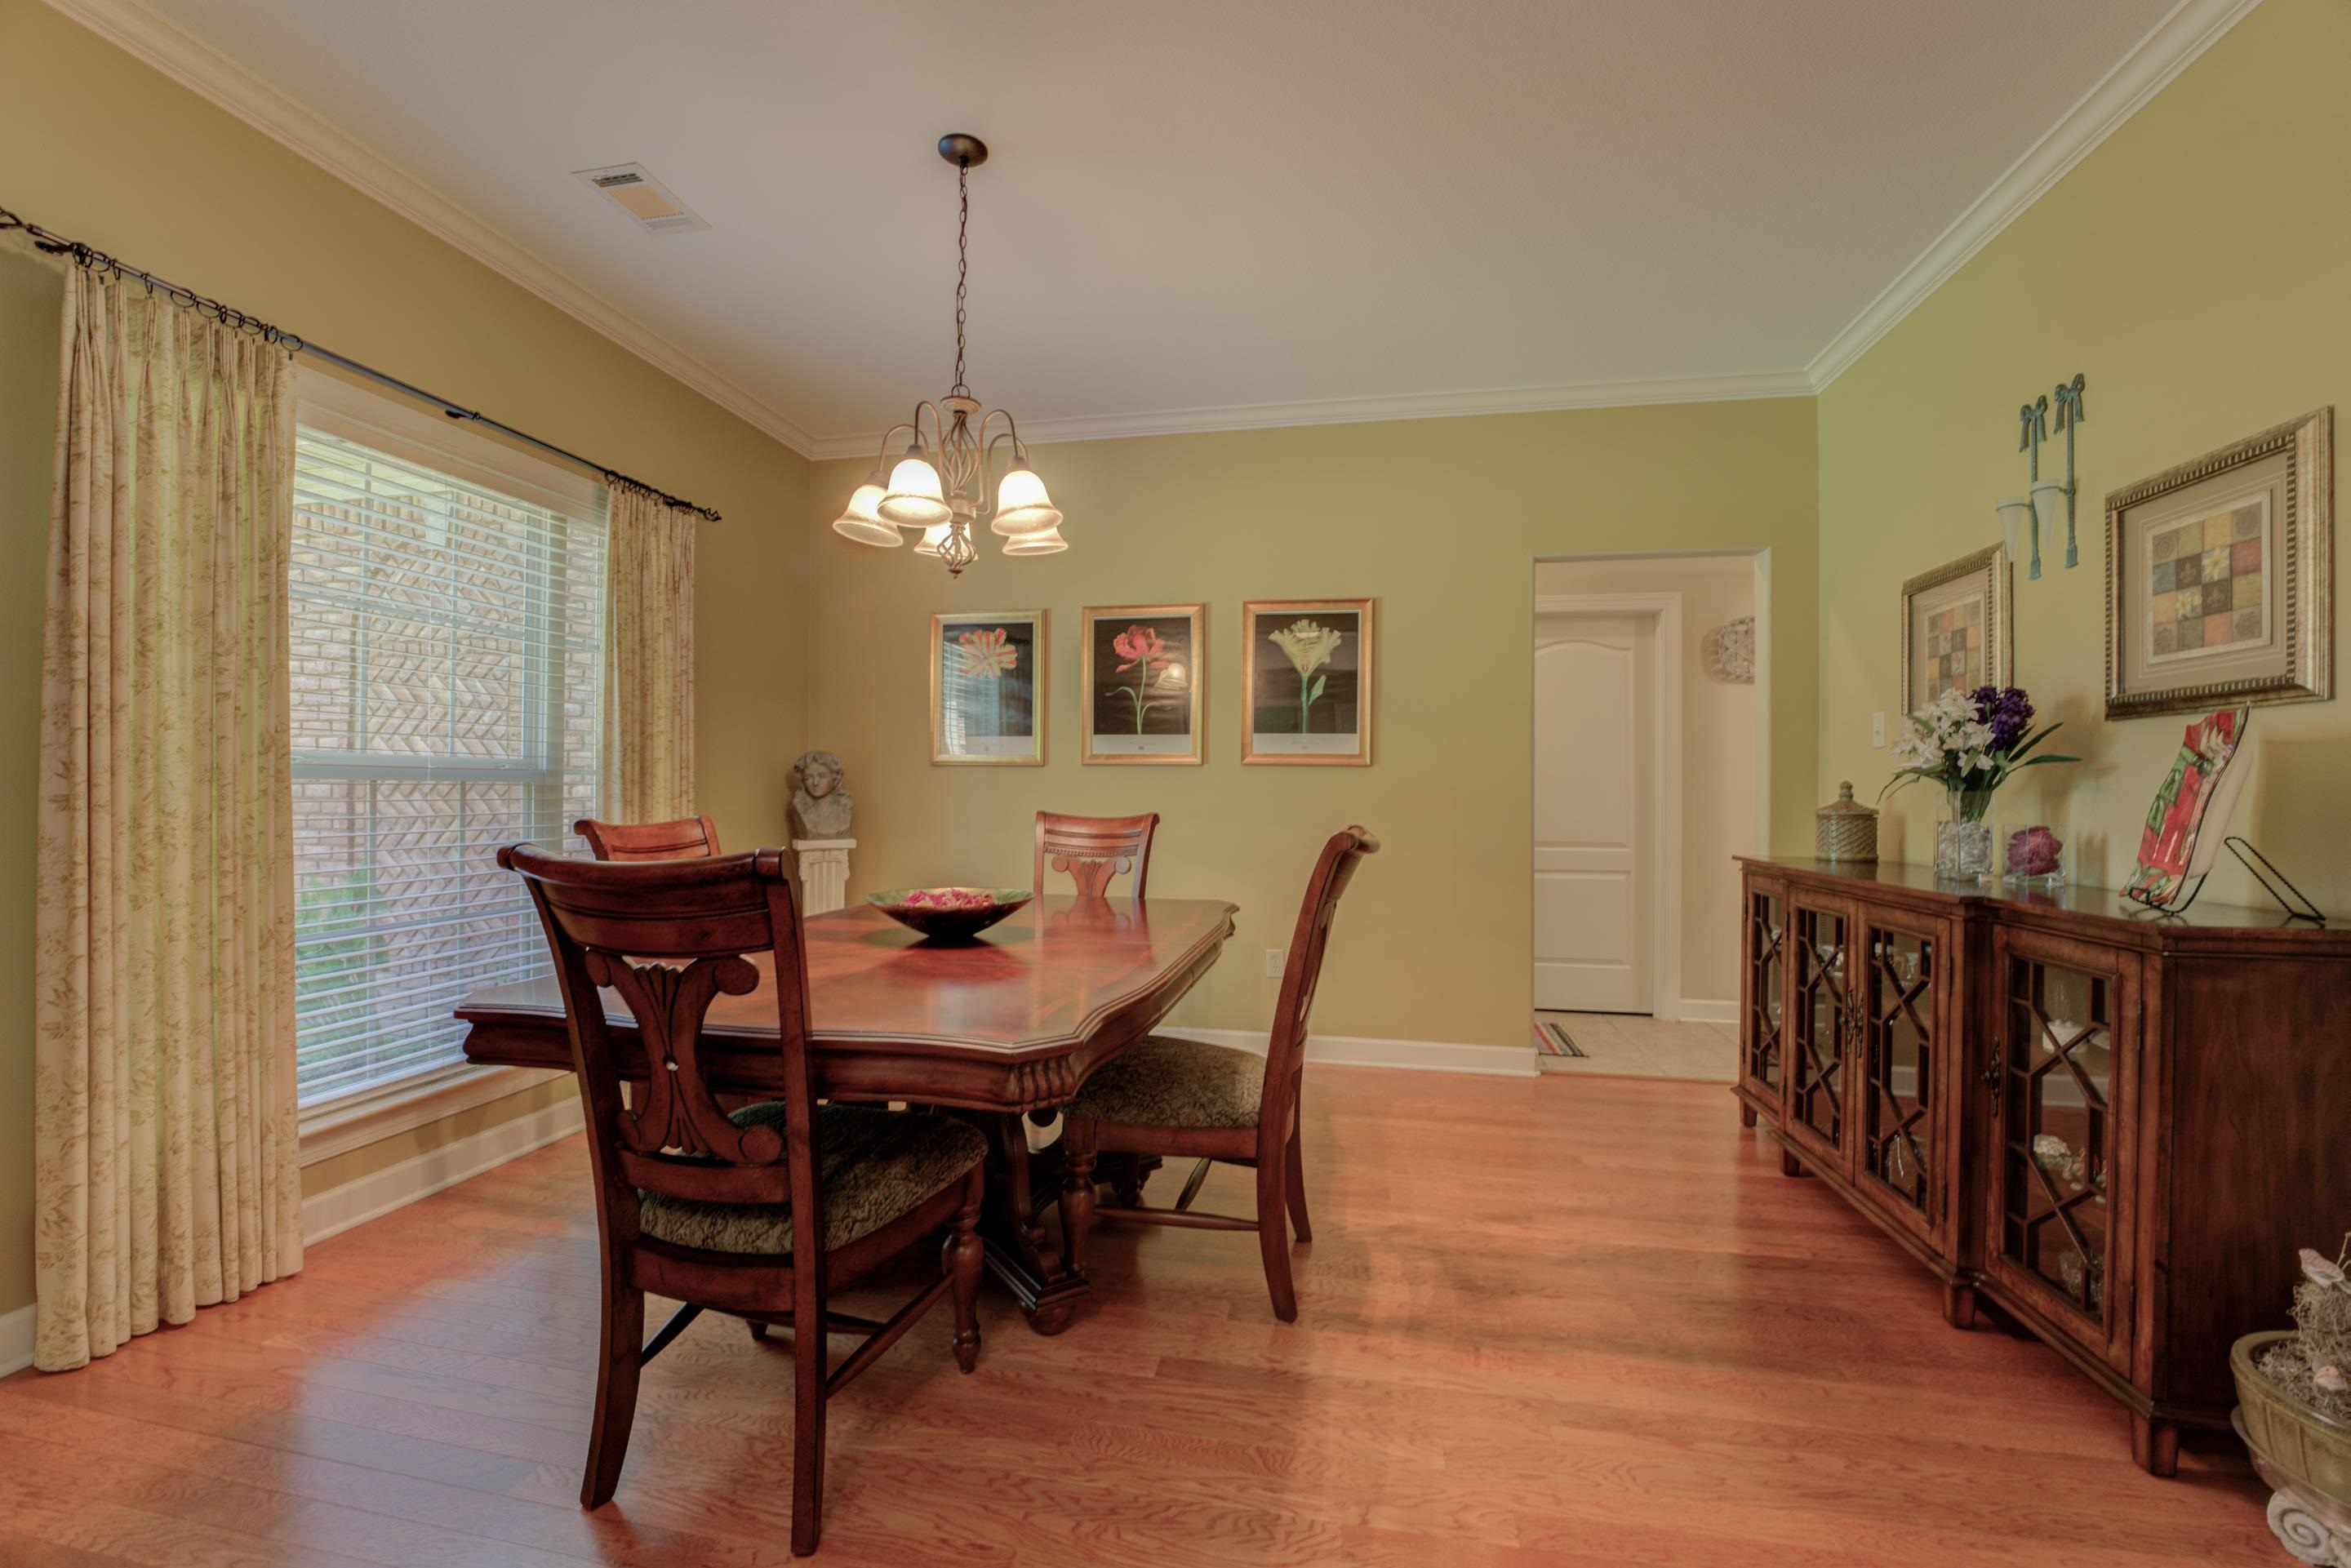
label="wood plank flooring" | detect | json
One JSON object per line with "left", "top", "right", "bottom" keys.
{"left": 0, "top": 1071, "right": 2278, "bottom": 1565}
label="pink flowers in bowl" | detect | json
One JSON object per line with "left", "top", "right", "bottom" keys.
{"left": 896, "top": 887, "right": 1002, "bottom": 913}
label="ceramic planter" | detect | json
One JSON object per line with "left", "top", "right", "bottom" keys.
{"left": 2233, "top": 1330, "right": 2351, "bottom": 1564}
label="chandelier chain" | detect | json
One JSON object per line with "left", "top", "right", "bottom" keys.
{"left": 950, "top": 158, "right": 971, "bottom": 398}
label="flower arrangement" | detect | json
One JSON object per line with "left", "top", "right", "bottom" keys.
{"left": 896, "top": 887, "right": 1008, "bottom": 913}
{"left": 1111, "top": 624, "right": 1171, "bottom": 733}
{"left": 1882, "top": 684, "right": 2076, "bottom": 820}
{"left": 1267, "top": 619, "right": 1343, "bottom": 733}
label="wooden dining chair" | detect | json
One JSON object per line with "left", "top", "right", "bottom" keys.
{"left": 1033, "top": 811, "right": 1160, "bottom": 900}
{"left": 500, "top": 845, "right": 985, "bottom": 1556}
{"left": 1055, "top": 826, "right": 1378, "bottom": 1321}
{"left": 574, "top": 814, "right": 721, "bottom": 862}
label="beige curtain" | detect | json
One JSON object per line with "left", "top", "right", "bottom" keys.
{"left": 33, "top": 268, "right": 302, "bottom": 1372}
{"left": 600, "top": 483, "right": 697, "bottom": 824}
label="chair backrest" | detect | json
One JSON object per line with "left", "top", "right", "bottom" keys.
{"left": 1260, "top": 827, "right": 1380, "bottom": 1115}
{"left": 1033, "top": 811, "right": 1160, "bottom": 900}
{"left": 574, "top": 815, "right": 722, "bottom": 863}
{"left": 500, "top": 846, "right": 818, "bottom": 1257}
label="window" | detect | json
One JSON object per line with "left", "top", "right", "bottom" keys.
{"left": 290, "top": 411, "right": 605, "bottom": 1108}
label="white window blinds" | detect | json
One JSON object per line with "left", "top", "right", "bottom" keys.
{"left": 291, "top": 424, "right": 606, "bottom": 1106}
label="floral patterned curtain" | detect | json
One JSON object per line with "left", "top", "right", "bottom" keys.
{"left": 33, "top": 267, "right": 303, "bottom": 1371}
{"left": 600, "top": 483, "right": 697, "bottom": 824}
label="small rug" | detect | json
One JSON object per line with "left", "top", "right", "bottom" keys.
{"left": 1535, "top": 1019, "right": 1587, "bottom": 1058}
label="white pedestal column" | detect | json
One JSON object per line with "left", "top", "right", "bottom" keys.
{"left": 792, "top": 837, "right": 856, "bottom": 916}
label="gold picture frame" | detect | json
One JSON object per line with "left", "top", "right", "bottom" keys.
{"left": 1242, "top": 598, "right": 1375, "bottom": 766}
{"left": 2104, "top": 408, "right": 2333, "bottom": 721}
{"left": 1080, "top": 603, "right": 1205, "bottom": 765}
{"left": 929, "top": 609, "right": 1046, "bottom": 766}
{"left": 1900, "top": 545, "right": 2011, "bottom": 714}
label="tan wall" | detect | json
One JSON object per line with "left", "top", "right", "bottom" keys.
{"left": 1816, "top": 0, "right": 2351, "bottom": 910}
{"left": 1535, "top": 555, "right": 1760, "bottom": 1007}
{"left": 804, "top": 402, "right": 1820, "bottom": 1054}
{"left": 0, "top": 2, "right": 810, "bottom": 1317}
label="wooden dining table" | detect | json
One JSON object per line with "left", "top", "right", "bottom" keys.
{"left": 455, "top": 894, "right": 1238, "bottom": 1333}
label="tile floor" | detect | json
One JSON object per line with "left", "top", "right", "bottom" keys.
{"left": 1535, "top": 1010, "right": 1739, "bottom": 1082}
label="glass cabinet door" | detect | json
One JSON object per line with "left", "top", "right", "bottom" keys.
{"left": 1789, "top": 899, "right": 1856, "bottom": 1162}
{"left": 1993, "top": 939, "right": 2133, "bottom": 1354}
{"left": 1743, "top": 887, "right": 1785, "bottom": 1105}
{"left": 1861, "top": 922, "right": 1938, "bottom": 1229}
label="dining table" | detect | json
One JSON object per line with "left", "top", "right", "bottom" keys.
{"left": 455, "top": 894, "right": 1239, "bottom": 1333}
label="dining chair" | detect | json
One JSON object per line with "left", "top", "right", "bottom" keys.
{"left": 1033, "top": 810, "right": 1160, "bottom": 900}
{"left": 574, "top": 814, "right": 722, "bottom": 862}
{"left": 1055, "top": 825, "right": 1378, "bottom": 1321}
{"left": 500, "top": 845, "right": 985, "bottom": 1556}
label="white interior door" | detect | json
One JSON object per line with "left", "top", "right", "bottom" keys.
{"left": 1533, "top": 612, "right": 1654, "bottom": 1013}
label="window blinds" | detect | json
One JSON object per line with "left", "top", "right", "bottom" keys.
{"left": 291, "top": 426, "right": 606, "bottom": 1106}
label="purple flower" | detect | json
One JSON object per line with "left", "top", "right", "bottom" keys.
{"left": 1969, "top": 685, "right": 2036, "bottom": 753}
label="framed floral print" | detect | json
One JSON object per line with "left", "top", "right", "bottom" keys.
{"left": 2104, "top": 408, "right": 2332, "bottom": 721}
{"left": 1080, "top": 604, "right": 1204, "bottom": 765}
{"left": 1900, "top": 546, "right": 2011, "bottom": 714}
{"left": 930, "top": 609, "right": 1045, "bottom": 766}
{"left": 1242, "top": 598, "right": 1375, "bottom": 765}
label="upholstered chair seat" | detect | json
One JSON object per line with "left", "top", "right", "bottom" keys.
{"left": 1063, "top": 1037, "right": 1264, "bottom": 1130}
{"left": 641, "top": 1104, "right": 987, "bottom": 1255}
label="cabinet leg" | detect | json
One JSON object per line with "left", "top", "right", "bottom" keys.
{"left": 1779, "top": 1148, "right": 1807, "bottom": 1179}
{"left": 1942, "top": 1281, "right": 1978, "bottom": 1331}
{"left": 2131, "top": 1413, "right": 2180, "bottom": 1478}
{"left": 1739, "top": 1103, "right": 1758, "bottom": 1128}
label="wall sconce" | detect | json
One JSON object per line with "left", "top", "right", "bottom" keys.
{"left": 1997, "top": 373, "right": 2087, "bottom": 580}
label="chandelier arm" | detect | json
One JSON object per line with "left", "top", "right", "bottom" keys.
{"left": 909, "top": 400, "right": 943, "bottom": 459}
{"left": 872, "top": 422, "right": 915, "bottom": 469}
{"left": 977, "top": 426, "right": 1022, "bottom": 521}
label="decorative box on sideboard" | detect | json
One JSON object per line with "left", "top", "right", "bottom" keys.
{"left": 1733, "top": 855, "right": 2351, "bottom": 1476}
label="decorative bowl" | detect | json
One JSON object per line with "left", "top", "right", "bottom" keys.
{"left": 865, "top": 886, "right": 1033, "bottom": 941}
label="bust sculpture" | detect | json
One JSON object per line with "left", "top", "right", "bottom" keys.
{"left": 791, "top": 749, "right": 855, "bottom": 840}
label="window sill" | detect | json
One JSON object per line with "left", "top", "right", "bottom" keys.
{"left": 298, "top": 1062, "right": 568, "bottom": 1167}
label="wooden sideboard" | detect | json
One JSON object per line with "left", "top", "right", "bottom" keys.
{"left": 1732, "top": 856, "right": 2351, "bottom": 1475}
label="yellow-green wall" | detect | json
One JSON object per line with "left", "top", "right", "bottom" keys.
{"left": 1817, "top": 0, "right": 2350, "bottom": 911}
{"left": 0, "top": 0, "right": 811, "bottom": 1319}
{"left": 805, "top": 401, "right": 1821, "bottom": 1053}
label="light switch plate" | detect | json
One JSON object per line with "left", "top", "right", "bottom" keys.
{"left": 1264, "top": 948, "right": 1285, "bottom": 978}
{"left": 1871, "top": 712, "right": 1887, "bottom": 748}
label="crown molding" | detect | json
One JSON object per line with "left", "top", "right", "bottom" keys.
{"left": 801, "top": 368, "right": 1818, "bottom": 460}
{"left": 1806, "top": 0, "right": 2261, "bottom": 392}
{"left": 42, "top": 0, "right": 821, "bottom": 456}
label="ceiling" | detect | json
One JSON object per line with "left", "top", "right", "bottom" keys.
{"left": 73, "top": 0, "right": 2234, "bottom": 454}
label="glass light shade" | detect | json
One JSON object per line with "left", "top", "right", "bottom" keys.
{"left": 991, "top": 461, "right": 1063, "bottom": 536}
{"left": 2030, "top": 481, "right": 2069, "bottom": 567}
{"left": 1995, "top": 497, "right": 2034, "bottom": 573}
{"left": 912, "top": 520, "right": 952, "bottom": 557}
{"left": 1002, "top": 526, "right": 1068, "bottom": 556}
{"left": 829, "top": 478, "right": 901, "bottom": 547}
{"left": 878, "top": 453, "right": 950, "bottom": 528}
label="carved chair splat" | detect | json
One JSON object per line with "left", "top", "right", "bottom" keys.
{"left": 1033, "top": 811, "right": 1159, "bottom": 901}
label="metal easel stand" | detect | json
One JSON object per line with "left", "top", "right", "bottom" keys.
{"left": 2122, "top": 837, "right": 2328, "bottom": 925}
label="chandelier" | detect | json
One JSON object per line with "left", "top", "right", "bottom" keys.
{"left": 830, "top": 134, "right": 1064, "bottom": 576}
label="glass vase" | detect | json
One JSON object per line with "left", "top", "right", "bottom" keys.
{"left": 1935, "top": 787, "right": 1994, "bottom": 882}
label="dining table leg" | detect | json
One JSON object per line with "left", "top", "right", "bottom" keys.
{"left": 976, "top": 1112, "right": 1091, "bottom": 1334}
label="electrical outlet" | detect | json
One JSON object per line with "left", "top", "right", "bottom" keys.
{"left": 1871, "top": 712, "right": 1887, "bottom": 748}
{"left": 1264, "top": 948, "right": 1285, "bottom": 978}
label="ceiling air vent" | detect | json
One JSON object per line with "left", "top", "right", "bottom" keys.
{"left": 572, "top": 163, "right": 709, "bottom": 235}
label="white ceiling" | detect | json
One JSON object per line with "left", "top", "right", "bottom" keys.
{"left": 72, "top": 0, "right": 2236, "bottom": 454}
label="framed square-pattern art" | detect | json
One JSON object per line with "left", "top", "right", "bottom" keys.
{"left": 1242, "top": 598, "right": 1375, "bottom": 765}
{"left": 1080, "top": 604, "right": 1203, "bottom": 765}
{"left": 2105, "top": 408, "right": 2333, "bottom": 721}
{"left": 1900, "top": 545, "right": 2011, "bottom": 713}
{"left": 929, "top": 609, "right": 1045, "bottom": 765}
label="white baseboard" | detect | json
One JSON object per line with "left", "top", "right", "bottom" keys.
{"left": 0, "top": 1302, "right": 32, "bottom": 1378}
{"left": 300, "top": 1090, "right": 584, "bottom": 1246}
{"left": 1678, "top": 997, "right": 1738, "bottom": 1026}
{"left": 1157, "top": 1026, "right": 1539, "bottom": 1079}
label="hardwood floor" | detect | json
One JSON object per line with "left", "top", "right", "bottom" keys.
{"left": 0, "top": 1070, "right": 2277, "bottom": 1565}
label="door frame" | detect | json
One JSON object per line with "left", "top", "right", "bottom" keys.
{"left": 1532, "top": 591, "right": 1682, "bottom": 1019}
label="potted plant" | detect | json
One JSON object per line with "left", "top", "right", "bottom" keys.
{"left": 1881, "top": 684, "right": 2077, "bottom": 881}
{"left": 2234, "top": 1239, "right": 2351, "bottom": 1564}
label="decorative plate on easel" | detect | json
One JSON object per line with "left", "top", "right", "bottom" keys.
{"left": 2122, "top": 706, "right": 2254, "bottom": 909}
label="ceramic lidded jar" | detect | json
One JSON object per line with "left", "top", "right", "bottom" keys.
{"left": 1815, "top": 781, "right": 1879, "bottom": 864}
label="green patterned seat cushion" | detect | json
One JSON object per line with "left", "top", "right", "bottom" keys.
{"left": 638, "top": 1102, "right": 985, "bottom": 1256}
{"left": 1064, "top": 1035, "right": 1265, "bottom": 1130}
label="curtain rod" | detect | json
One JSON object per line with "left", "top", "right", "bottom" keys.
{"left": 0, "top": 204, "right": 722, "bottom": 522}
